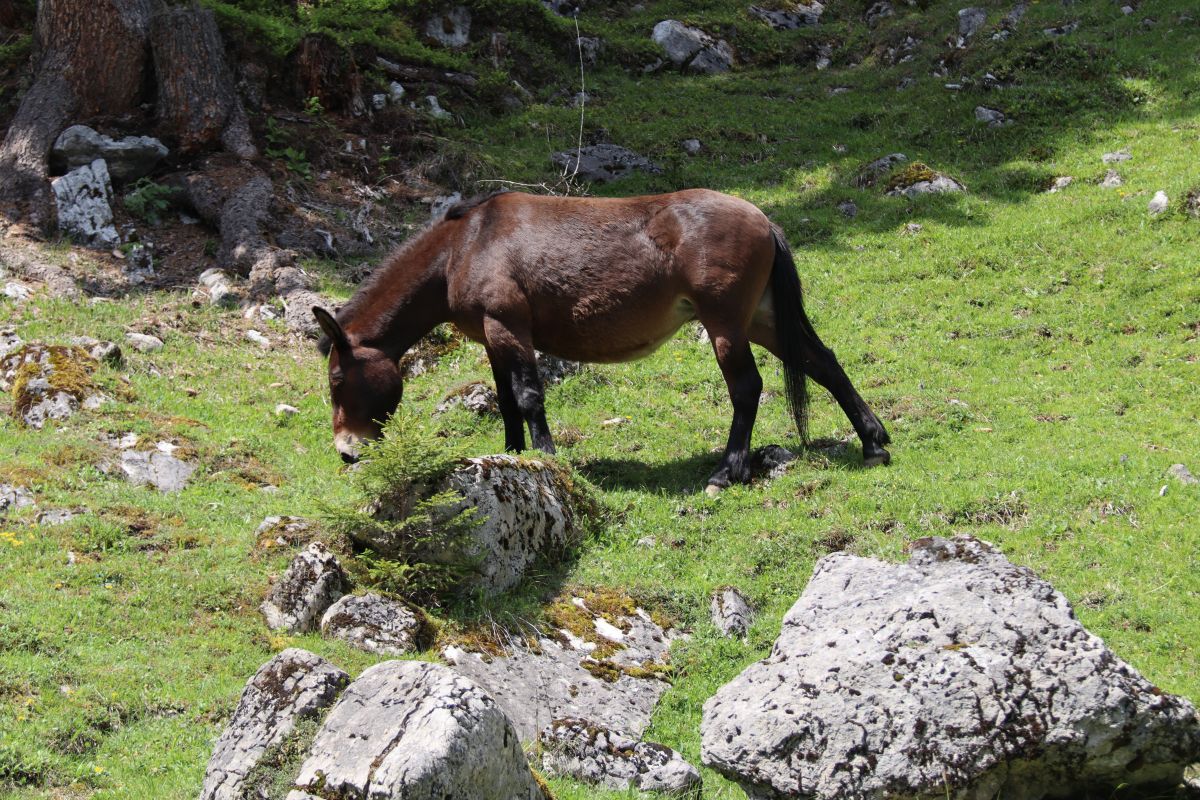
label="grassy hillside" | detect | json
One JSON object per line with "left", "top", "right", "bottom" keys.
{"left": 1, "top": 0, "right": 1198, "bottom": 797}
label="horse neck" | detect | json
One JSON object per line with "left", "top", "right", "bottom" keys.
{"left": 346, "top": 243, "right": 450, "bottom": 359}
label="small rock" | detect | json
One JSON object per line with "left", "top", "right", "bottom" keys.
{"left": 958, "top": 6, "right": 987, "bottom": 38}
{"left": 2, "top": 343, "right": 98, "bottom": 429}
{"left": 828, "top": 85, "right": 851, "bottom": 96}
{"left": 125, "top": 332, "right": 163, "bottom": 352}
{"left": 537, "top": 351, "right": 583, "bottom": 384}
{"left": 424, "top": 5, "right": 471, "bottom": 48}
{"left": 553, "top": 144, "right": 662, "bottom": 183}
{"left": 710, "top": 586, "right": 754, "bottom": 638}
{"left": 320, "top": 593, "right": 427, "bottom": 656}
{"left": 51, "top": 125, "right": 167, "bottom": 183}
{"left": 69, "top": 336, "right": 121, "bottom": 366}
{"left": 852, "top": 152, "right": 908, "bottom": 188}
{"left": 291, "top": 661, "right": 545, "bottom": 800}
{"left": 749, "top": 444, "right": 798, "bottom": 479}
{"left": 886, "top": 167, "right": 966, "bottom": 198}
{"left": 636, "top": 536, "right": 657, "bottom": 549}
{"left": 1100, "top": 170, "right": 1123, "bottom": 188}
{"left": 0, "top": 484, "right": 34, "bottom": 515}
{"left": 974, "top": 106, "right": 1008, "bottom": 126}
{"left": 601, "top": 416, "right": 628, "bottom": 427}
{"left": 1102, "top": 149, "right": 1132, "bottom": 164}
{"left": 3, "top": 281, "right": 31, "bottom": 301}
{"left": 199, "top": 649, "right": 349, "bottom": 800}
{"left": 1148, "top": 190, "right": 1169, "bottom": 216}
{"left": 426, "top": 95, "right": 452, "bottom": 120}
{"left": 836, "top": 200, "right": 858, "bottom": 218}
{"left": 245, "top": 329, "right": 271, "bottom": 349}
{"left": 0, "top": 328, "right": 22, "bottom": 358}
{"left": 1047, "top": 176, "right": 1073, "bottom": 193}
{"left": 117, "top": 449, "right": 196, "bottom": 492}
{"left": 576, "top": 36, "right": 602, "bottom": 66}
{"left": 1043, "top": 20, "right": 1079, "bottom": 36}
{"left": 430, "top": 192, "right": 463, "bottom": 220}
{"left": 436, "top": 381, "right": 498, "bottom": 415}
{"left": 51, "top": 159, "right": 120, "bottom": 249}
{"left": 651, "top": 19, "right": 733, "bottom": 74}
{"left": 371, "top": 93, "right": 387, "bottom": 110}
{"left": 1167, "top": 464, "right": 1198, "bottom": 485}
{"left": 36, "top": 508, "right": 76, "bottom": 525}
{"left": 275, "top": 403, "right": 300, "bottom": 417}
{"left": 261, "top": 542, "right": 348, "bottom": 634}
{"left": 749, "top": 2, "right": 824, "bottom": 29}
{"left": 540, "top": 718, "right": 702, "bottom": 794}
{"left": 681, "top": 138, "right": 703, "bottom": 155}
{"left": 388, "top": 81, "right": 405, "bottom": 103}
{"left": 864, "top": 1, "right": 894, "bottom": 28}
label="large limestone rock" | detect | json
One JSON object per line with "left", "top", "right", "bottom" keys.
{"left": 199, "top": 649, "right": 348, "bottom": 800}
{"left": 51, "top": 125, "right": 168, "bottom": 183}
{"left": 260, "top": 542, "right": 348, "bottom": 633}
{"left": 652, "top": 20, "right": 733, "bottom": 74}
{"left": 116, "top": 448, "right": 196, "bottom": 492}
{"left": 552, "top": 143, "right": 663, "bottom": 183}
{"left": 701, "top": 535, "right": 1200, "bottom": 800}
{"left": 51, "top": 159, "right": 120, "bottom": 249}
{"left": 319, "top": 592, "right": 427, "bottom": 656}
{"left": 540, "top": 718, "right": 701, "bottom": 795}
{"left": 443, "top": 595, "right": 678, "bottom": 742}
{"left": 288, "top": 660, "right": 546, "bottom": 800}
{"left": 1, "top": 343, "right": 98, "bottom": 429}
{"left": 356, "top": 455, "right": 590, "bottom": 595}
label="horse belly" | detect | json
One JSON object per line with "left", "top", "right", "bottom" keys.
{"left": 532, "top": 295, "right": 695, "bottom": 363}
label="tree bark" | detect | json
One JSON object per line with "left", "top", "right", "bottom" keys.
{"left": 295, "top": 33, "right": 364, "bottom": 115}
{"left": 0, "top": 0, "right": 151, "bottom": 221}
{"left": 150, "top": 3, "right": 255, "bottom": 158}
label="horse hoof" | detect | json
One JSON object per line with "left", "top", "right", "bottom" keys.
{"left": 863, "top": 448, "right": 891, "bottom": 467}
{"left": 705, "top": 483, "right": 724, "bottom": 498}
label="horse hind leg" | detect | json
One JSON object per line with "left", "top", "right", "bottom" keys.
{"left": 749, "top": 317, "right": 891, "bottom": 465}
{"left": 703, "top": 324, "right": 763, "bottom": 492}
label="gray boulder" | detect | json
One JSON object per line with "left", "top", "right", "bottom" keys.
{"left": 886, "top": 168, "right": 965, "bottom": 198}
{"left": 864, "top": 1, "right": 893, "bottom": 27}
{"left": 749, "top": 2, "right": 823, "bottom": 28}
{"left": 117, "top": 448, "right": 196, "bottom": 492}
{"left": 0, "top": 484, "right": 34, "bottom": 515}
{"left": 199, "top": 649, "right": 348, "bottom": 800}
{"left": 852, "top": 152, "right": 908, "bottom": 187}
{"left": 289, "top": 660, "right": 545, "bottom": 800}
{"left": 51, "top": 159, "right": 120, "bottom": 249}
{"left": 701, "top": 535, "right": 1200, "bottom": 800}
{"left": 1101, "top": 169, "right": 1124, "bottom": 188}
{"left": 260, "top": 542, "right": 348, "bottom": 633}
{"left": 357, "top": 455, "right": 589, "bottom": 595}
{"left": 436, "top": 381, "right": 499, "bottom": 415}
{"left": 710, "top": 586, "right": 754, "bottom": 638}
{"left": 651, "top": 20, "right": 733, "bottom": 73}
{"left": 975, "top": 106, "right": 1009, "bottom": 126}
{"left": 1, "top": 343, "right": 97, "bottom": 429}
{"left": 319, "top": 592, "right": 426, "bottom": 656}
{"left": 125, "top": 332, "right": 163, "bottom": 352}
{"left": 553, "top": 144, "right": 663, "bottom": 183}
{"left": 425, "top": 5, "right": 471, "bottom": 48}
{"left": 68, "top": 336, "right": 122, "bottom": 366}
{"left": 540, "top": 718, "right": 701, "bottom": 795}
{"left": 958, "top": 6, "right": 987, "bottom": 38}
{"left": 1168, "top": 463, "right": 1198, "bottom": 485}
{"left": 51, "top": 125, "right": 167, "bottom": 183}
{"left": 444, "top": 595, "right": 678, "bottom": 742}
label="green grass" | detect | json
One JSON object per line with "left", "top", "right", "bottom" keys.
{"left": 2, "top": 0, "right": 1200, "bottom": 797}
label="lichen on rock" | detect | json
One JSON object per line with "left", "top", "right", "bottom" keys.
{"left": 1, "top": 343, "right": 98, "bottom": 428}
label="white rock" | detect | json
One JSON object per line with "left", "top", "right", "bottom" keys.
{"left": 319, "top": 592, "right": 425, "bottom": 656}
{"left": 117, "top": 449, "right": 195, "bottom": 492}
{"left": 958, "top": 7, "right": 987, "bottom": 38}
{"left": 1100, "top": 169, "right": 1123, "bottom": 188}
{"left": 1102, "top": 149, "right": 1132, "bottom": 163}
{"left": 275, "top": 403, "right": 299, "bottom": 417}
{"left": 245, "top": 329, "right": 271, "bottom": 349}
{"left": 199, "top": 649, "right": 348, "bottom": 800}
{"left": 540, "top": 718, "right": 701, "bottom": 794}
{"left": 426, "top": 95, "right": 452, "bottom": 120}
{"left": 702, "top": 535, "right": 1200, "bottom": 799}
{"left": 710, "top": 585, "right": 754, "bottom": 637}
{"left": 1047, "top": 176, "right": 1073, "bottom": 193}
{"left": 1148, "top": 190, "right": 1169, "bottom": 216}
{"left": 289, "top": 661, "right": 544, "bottom": 800}
{"left": 52, "top": 125, "right": 167, "bottom": 183}
{"left": 260, "top": 542, "right": 348, "bottom": 633}
{"left": 125, "top": 332, "right": 163, "bottom": 352}
{"left": 424, "top": 5, "right": 471, "bottom": 48}
{"left": 51, "top": 159, "right": 120, "bottom": 249}
{"left": 1167, "top": 463, "right": 1198, "bottom": 485}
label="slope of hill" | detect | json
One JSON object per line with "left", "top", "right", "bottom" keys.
{"left": 1, "top": 0, "right": 1198, "bottom": 797}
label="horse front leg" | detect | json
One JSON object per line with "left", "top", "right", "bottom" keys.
{"left": 487, "top": 354, "right": 526, "bottom": 452}
{"left": 706, "top": 331, "right": 762, "bottom": 494}
{"left": 483, "top": 314, "right": 555, "bottom": 455}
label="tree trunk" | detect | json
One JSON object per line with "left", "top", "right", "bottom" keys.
{"left": 294, "top": 33, "right": 364, "bottom": 115}
{"left": 150, "top": 3, "right": 255, "bottom": 158}
{"left": 0, "top": 0, "right": 151, "bottom": 222}
{"left": 0, "top": 0, "right": 19, "bottom": 28}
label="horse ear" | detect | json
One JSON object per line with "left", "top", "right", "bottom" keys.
{"left": 312, "top": 306, "right": 349, "bottom": 350}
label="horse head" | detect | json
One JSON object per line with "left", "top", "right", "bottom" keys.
{"left": 313, "top": 306, "right": 403, "bottom": 463}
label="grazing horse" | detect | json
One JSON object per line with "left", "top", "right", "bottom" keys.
{"left": 314, "top": 189, "right": 890, "bottom": 491}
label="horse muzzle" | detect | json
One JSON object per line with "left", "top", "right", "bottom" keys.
{"left": 334, "top": 431, "right": 364, "bottom": 464}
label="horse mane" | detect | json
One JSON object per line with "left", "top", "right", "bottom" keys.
{"left": 316, "top": 189, "right": 512, "bottom": 356}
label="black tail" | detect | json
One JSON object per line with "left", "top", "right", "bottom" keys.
{"left": 769, "top": 225, "right": 816, "bottom": 444}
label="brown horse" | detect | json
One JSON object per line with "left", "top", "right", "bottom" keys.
{"left": 314, "top": 189, "right": 890, "bottom": 491}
